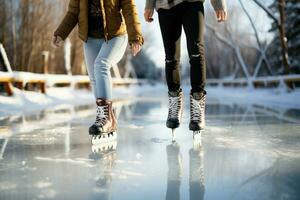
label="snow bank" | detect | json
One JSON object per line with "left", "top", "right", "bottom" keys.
{"left": 0, "top": 87, "right": 94, "bottom": 118}
{"left": 1, "top": 83, "right": 299, "bottom": 119}
{"left": 0, "top": 71, "right": 13, "bottom": 79}
{"left": 13, "top": 71, "right": 45, "bottom": 82}
{"left": 205, "top": 86, "right": 300, "bottom": 109}
{"left": 0, "top": 83, "right": 165, "bottom": 118}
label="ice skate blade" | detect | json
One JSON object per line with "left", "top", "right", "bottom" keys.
{"left": 171, "top": 128, "right": 176, "bottom": 142}
{"left": 91, "top": 131, "right": 117, "bottom": 145}
{"left": 193, "top": 131, "right": 202, "bottom": 149}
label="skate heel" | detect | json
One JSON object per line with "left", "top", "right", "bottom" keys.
{"left": 89, "top": 125, "right": 101, "bottom": 136}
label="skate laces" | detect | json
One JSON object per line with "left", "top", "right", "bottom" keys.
{"left": 168, "top": 96, "right": 181, "bottom": 118}
{"left": 95, "top": 105, "right": 108, "bottom": 126}
{"left": 190, "top": 97, "right": 205, "bottom": 121}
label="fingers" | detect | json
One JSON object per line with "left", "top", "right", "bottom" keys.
{"left": 51, "top": 36, "right": 59, "bottom": 48}
{"left": 217, "top": 11, "right": 222, "bottom": 22}
{"left": 131, "top": 43, "right": 142, "bottom": 56}
{"left": 144, "top": 12, "right": 153, "bottom": 22}
{"left": 216, "top": 10, "right": 227, "bottom": 22}
{"left": 224, "top": 11, "right": 227, "bottom": 21}
{"left": 144, "top": 9, "right": 154, "bottom": 23}
{"left": 221, "top": 11, "right": 226, "bottom": 21}
{"left": 51, "top": 36, "right": 63, "bottom": 48}
{"left": 131, "top": 45, "right": 138, "bottom": 56}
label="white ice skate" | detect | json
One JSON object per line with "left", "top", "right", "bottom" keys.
{"left": 90, "top": 98, "right": 117, "bottom": 145}
{"left": 166, "top": 89, "right": 183, "bottom": 137}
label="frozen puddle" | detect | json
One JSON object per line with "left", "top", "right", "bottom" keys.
{"left": 0, "top": 96, "right": 300, "bottom": 200}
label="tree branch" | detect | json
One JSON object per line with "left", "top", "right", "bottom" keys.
{"left": 252, "top": 0, "right": 279, "bottom": 26}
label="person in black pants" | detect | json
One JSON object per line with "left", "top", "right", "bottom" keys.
{"left": 144, "top": 0, "right": 227, "bottom": 132}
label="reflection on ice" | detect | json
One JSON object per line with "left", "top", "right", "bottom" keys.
{"left": 193, "top": 131, "right": 202, "bottom": 148}
{"left": 189, "top": 139, "right": 205, "bottom": 200}
{"left": 166, "top": 134, "right": 205, "bottom": 200}
{"left": 206, "top": 125, "right": 300, "bottom": 159}
{"left": 35, "top": 157, "right": 96, "bottom": 168}
{"left": 0, "top": 96, "right": 299, "bottom": 200}
{"left": 166, "top": 141, "right": 182, "bottom": 200}
{"left": 89, "top": 140, "right": 117, "bottom": 200}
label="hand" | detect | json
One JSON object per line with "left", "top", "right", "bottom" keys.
{"left": 144, "top": 8, "right": 154, "bottom": 23}
{"left": 215, "top": 10, "right": 227, "bottom": 22}
{"left": 130, "top": 42, "right": 142, "bottom": 56}
{"left": 51, "top": 35, "right": 64, "bottom": 48}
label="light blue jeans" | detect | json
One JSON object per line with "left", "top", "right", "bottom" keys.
{"left": 83, "top": 34, "right": 128, "bottom": 100}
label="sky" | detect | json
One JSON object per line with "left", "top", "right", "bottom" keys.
{"left": 134, "top": 0, "right": 274, "bottom": 68}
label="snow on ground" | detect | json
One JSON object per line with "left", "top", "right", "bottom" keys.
{"left": 0, "top": 87, "right": 93, "bottom": 118}
{"left": 1, "top": 83, "right": 300, "bottom": 119}
{"left": 205, "top": 86, "right": 300, "bottom": 109}
{"left": 0, "top": 83, "right": 165, "bottom": 118}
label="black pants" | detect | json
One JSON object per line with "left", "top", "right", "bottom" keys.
{"left": 158, "top": 1, "right": 206, "bottom": 93}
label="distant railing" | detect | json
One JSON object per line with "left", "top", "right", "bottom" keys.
{"left": 0, "top": 42, "right": 141, "bottom": 96}
{"left": 0, "top": 72, "right": 144, "bottom": 96}
{"left": 207, "top": 74, "right": 300, "bottom": 89}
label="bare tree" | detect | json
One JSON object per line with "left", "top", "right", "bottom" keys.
{"left": 252, "top": 0, "right": 290, "bottom": 74}
{"left": 238, "top": 0, "right": 273, "bottom": 77}
{"left": 277, "top": 0, "right": 290, "bottom": 74}
{"left": 0, "top": 0, "right": 85, "bottom": 75}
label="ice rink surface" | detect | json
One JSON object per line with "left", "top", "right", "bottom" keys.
{"left": 0, "top": 90, "right": 300, "bottom": 200}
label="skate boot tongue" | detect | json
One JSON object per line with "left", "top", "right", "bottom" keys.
{"left": 168, "top": 89, "right": 182, "bottom": 97}
{"left": 96, "top": 98, "right": 110, "bottom": 106}
{"left": 192, "top": 91, "right": 206, "bottom": 100}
